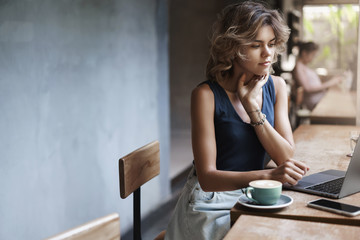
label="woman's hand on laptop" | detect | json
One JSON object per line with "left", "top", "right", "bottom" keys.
{"left": 268, "top": 159, "right": 310, "bottom": 185}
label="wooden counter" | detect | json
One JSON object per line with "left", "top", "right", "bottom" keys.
{"left": 230, "top": 125, "right": 360, "bottom": 226}
{"left": 224, "top": 215, "right": 360, "bottom": 240}
{"left": 310, "top": 88, "right": 356, "bottom": 125}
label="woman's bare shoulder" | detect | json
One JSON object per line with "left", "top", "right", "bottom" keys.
{"left": 271, "top": 75, "right": 287, "bottom": 87}
{"left": 270, "top": 75, "right": 287, "bottom": 95}
{"left": 191, "top": 82, "right": 214, "bottom": 100}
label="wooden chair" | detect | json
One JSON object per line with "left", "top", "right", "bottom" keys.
{"left": 119, "top": 140, "right": 165, "bottom": 240}
{"left": 45, "top": 213, "right": 120, "bottom": 240}
{"left": 294, "top": 86, "right": 311, "bottom": 127}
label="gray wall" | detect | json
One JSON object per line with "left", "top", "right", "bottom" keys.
{"left": 0, "top": 0, "right": 170, "bottom": 239}
{"left": 170, "top": 0, "right": 223, "bottom": 131}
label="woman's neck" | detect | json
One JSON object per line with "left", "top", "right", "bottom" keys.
{"left": 219, "top": 78, "right": 238, "bottom": 93}
{"left": 220, "top": 71, "right": 254, "bottom": 93}
{"left": 298, "top": 57, "right": 309, "bottom": 65}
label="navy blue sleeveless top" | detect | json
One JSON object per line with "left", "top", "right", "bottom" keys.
{"left": 203, "top": 76, "right": 276, "bottom": 171}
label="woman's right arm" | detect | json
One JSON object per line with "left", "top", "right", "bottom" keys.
{"left": 191, "top": 84, "right": 307, "bottom": 192}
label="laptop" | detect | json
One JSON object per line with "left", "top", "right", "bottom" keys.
{"left": 284, "top": 137, "right": 360, "bottom": 199}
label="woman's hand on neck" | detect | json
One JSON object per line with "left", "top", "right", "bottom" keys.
{"left": 236, "top": 72, "right": 269, "bottom": 114}
{"left": 222, "top": 67, "right": 255, "bottom": 93}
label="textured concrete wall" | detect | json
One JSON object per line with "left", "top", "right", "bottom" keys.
{"left": 0, "top": 0, "right": 170, "bottom": 239}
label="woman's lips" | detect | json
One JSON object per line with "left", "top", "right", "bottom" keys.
{"left": 259, "top": 61, "right": 271, "bottom": 66}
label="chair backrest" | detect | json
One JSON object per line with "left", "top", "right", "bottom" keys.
{"left": 119, "top": 140, "right": 160, "bottom": 199}
{"left": 295, "top": 86, "right": 305, "bottom": 107}
{"left": 118, "top": 140, "right": 160, "bottom": 240}
{"left": 45, "top": 213, "right": 120, "bottom": 240}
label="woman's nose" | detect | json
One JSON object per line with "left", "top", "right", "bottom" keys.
{"left": 262, "top": 46, "right": 271, "bottom": 57}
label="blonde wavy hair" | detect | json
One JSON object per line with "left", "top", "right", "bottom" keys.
{"left": 206, "top": 1, "right": 290, "bottom": 82}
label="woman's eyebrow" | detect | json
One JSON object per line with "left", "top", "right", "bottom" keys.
{"left": 253, "top": 37, "right": 276, "bottom": 43}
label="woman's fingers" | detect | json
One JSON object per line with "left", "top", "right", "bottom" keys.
{"left": 287, "top": 160, "right": 310, "bottom": 185}
{"left": 274, "top": 159, "right": 309, "bottom": 185}
{"left": 284, "top": 174, "right": 299, "bottom": 186}
{"left": 293, "top": 160, "right": 310, "bottom": 174}
{"left": 287, "top": 167, "right": 304, "bottom": 182}
{"left": 249, "top": 74, "right": 268, "bottom": 92}
{"left": 287, "top": 161, "right": 305, "bottom": 176}
{"left": 237, "top": 73, "right": 269, "bottom": 111}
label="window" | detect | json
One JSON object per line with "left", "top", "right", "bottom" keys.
{"left": 302, "top": 4, "right": 359, "bottom": 77}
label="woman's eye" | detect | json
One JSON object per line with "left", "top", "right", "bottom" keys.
{"left": 269, "top": 43, "right": 276, "bottom": 47}
{"left": 251, "top": 45, "right": 260, "bottom": 48}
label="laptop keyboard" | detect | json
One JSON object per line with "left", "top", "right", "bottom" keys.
{"left": 306, "top": 177, "right": 345, "bottom": 194}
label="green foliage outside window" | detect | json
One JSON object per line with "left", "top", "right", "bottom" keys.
{"left": 303, "top": 5, "right": 358, "bottom": 73}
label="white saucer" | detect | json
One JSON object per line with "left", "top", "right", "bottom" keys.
{"left": 237, "top": 194, "right": 293, "bottom": 209}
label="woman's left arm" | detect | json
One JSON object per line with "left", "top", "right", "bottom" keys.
{"left": 253, "top": 75, "right": 295, "bottom": 165}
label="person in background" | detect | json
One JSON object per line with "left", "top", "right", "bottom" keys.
{"left": 292, "top": 41, "right": 343, "bottom": 110}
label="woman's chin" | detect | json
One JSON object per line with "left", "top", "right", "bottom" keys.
{"left": 253, "top": 71, "right": 269, "bottom": 77}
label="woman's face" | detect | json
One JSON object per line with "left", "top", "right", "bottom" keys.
{"left": 302, "top": 50, "right": 317, "bottom": 64}
{"left": 235, "top": 25, "right": 276, "bottom": 77}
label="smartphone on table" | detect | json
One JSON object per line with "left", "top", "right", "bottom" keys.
{"left": 307, "top": 198, "right": 360, "bottom": 217}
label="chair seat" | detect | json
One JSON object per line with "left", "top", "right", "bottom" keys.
{"left": 297, "top": 108, "right": 311, "bottom": 117}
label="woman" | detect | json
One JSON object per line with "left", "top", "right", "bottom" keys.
{"left": 292, "top": 41, "right": 343, "bottom": 110}
{"left": 165, "top": 2, "right": 309, "bottom": 239}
